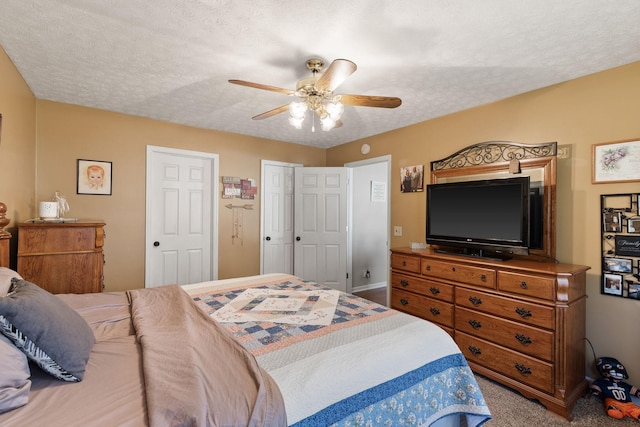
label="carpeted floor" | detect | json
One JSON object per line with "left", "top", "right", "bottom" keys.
{"left": 477, "top": 375, "right": 638, "bottom": 426}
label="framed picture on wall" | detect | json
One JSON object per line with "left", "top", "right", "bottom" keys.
{"left": 603, "top": 211, "right": 622, "bottom": 232}
{"left": 603, "top": 257, "right": 633, "bottom": 273}
{"left": 592, "top": 138, "right": 640, "bottom": 184}
{"left": 400, "top": 165, "right": 424, "bottom": 193}
{"left": 628, "top": 283, "right": 640, "bottom": 300}
{"left": 77, "top": 159, "right": 112, "bottom": 195}
{"left": 602, "top": 273, "right": 623, "bottom": 296}
{"left": 628, "top": 217, "right": 640, "bottom": 233}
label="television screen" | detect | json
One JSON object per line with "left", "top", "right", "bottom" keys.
{"left": 426, "top": 176, "right": 530, "bottom": 257}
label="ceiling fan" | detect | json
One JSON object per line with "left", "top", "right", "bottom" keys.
{"left": 229, "top": 58, "right": 402, "bottom": 131}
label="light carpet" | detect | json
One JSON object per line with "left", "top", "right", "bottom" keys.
{"left": 477, "top": 375, "right": 638, "bottom": 426}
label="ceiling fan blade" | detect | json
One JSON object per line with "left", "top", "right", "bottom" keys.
{"left": 229, "top": 79, "right": 294, "bottom": 96}
{"left": 316, "top": 59, "right": 357, "bottom": 92}
{"left": 340, "top": 94, "right": 402, "bottom": 108}
{"left": 252, "top": 104, "right": 290, "bottom": 120}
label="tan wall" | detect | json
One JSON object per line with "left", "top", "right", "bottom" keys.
{"left": 328, "top": 61, "right": 640, "bottom": 381}
{"left": 34, "top": 101, "right": 326, "bottom": 291}
{"left": 0, "top": 47, "right": 36, "bottom": 238}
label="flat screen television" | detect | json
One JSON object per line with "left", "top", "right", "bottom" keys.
{"left": 426, "top": 176, "right": 530, "bottom": 259}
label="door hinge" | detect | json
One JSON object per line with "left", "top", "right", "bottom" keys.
{"left": 346, "top": 273, "right": 349, "bottom": 279}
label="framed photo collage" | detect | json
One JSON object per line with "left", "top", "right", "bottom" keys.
{"left": 600, "top": 193, "right": 640, "bottom": 299}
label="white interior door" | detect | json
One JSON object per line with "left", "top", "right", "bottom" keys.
{"left": 145, "top": 146, "right": 219, "bottom": 287}
{"left": 261, "top": 161, "right": 295, "bottom": 274}
{"left": 294, "top": 167, "right": 348, "bottom": 292}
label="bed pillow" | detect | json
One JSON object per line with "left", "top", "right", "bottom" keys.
{"left": 0, "top": 279, "right": 95, "bottom": 382}
{"left": 0, "top": 333, "right": 30, "bottom": 413}
{"left": 0, "top": 268, "right": 22, "bottom": 296}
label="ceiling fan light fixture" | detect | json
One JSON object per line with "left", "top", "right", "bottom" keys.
{"left": 288, "top": 115, "right": 304, "bottom": 129}
{"left": 325, "top": 100, "right": 344, "bottom": 121}
{"left": 289, "top": 101, "right": 307, "bottom": 119}
{"left": 230, "top": 58, "right": 400, "bottom": 132}
{"left": 320, "top": 115, "right": 336, "bottom": 131}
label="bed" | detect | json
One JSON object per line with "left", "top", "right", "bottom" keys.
{"left": 0, "top": 203, "right": 491, "bottom": 426}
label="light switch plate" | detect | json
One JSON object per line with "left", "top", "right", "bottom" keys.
{"left": 393, "top": 226, "right": 402, "bottom": 236}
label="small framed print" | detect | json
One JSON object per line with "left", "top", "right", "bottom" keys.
{"left": 400, "top": 165, "right": 424, "bottom": 193}
{"left": 602, "top": 273, "right": 623, "bottom": 296}
{"left": 628, "top": 283, "right": 640, "bottom": 300}
{"left": 603, "top": 211, "right": 622, "bottom": 232}
{"left": 603, "top": 257, "right": 633, "bottom": 273}
{"left": 592, "top": 139, "right": 640, "bottom": 184}
{"left": 77, "top": 159, "right": 112, "bottom": 195}
{"left": 628, "top": 217, "right": 640, "bottom": 233}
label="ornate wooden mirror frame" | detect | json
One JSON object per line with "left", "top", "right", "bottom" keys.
{"left": 430, "top": 141, "right": 557, "bottom": 262}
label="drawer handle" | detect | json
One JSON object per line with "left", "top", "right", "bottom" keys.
{"left": 468, "top": 319, "right": 482, "bottom": 329}
{"left": 402, "top": 261, "right": 407, "bottom": 266}
{"left": 400, "top": 280, "right": 409, "bottom": 287}
{"left": 400, "top": 298, "right": 409, "bottom": 306}
{"left": 515, "top": 307, "right": 532, "bottom": 319}
{"left": 429, "top": 287, "right": 440, "bottom": 295}
{"left": 520, "top": 281, "right": 528, "bottom": 289}
{"left": 468, "top": 345, "right": 482, "bottom": 356}
{"left": 426, "top": 265, "right": 431, "bottom": 271}
{"left": 481, "top": 274, "right": 487, "bottom": 282}
{"left": 451, "top": 267, "right": 456, "bottom": 272}
{"left": 468, "top": 296, "right": 482, "bottom": 306}
{"left": 515, "top": 363, "right": 532, "bottom": 376}
{"left": 515, "top": 334, "right": 532, "bottom": 345}
{"left": 429, "top": 307, "right": 440, "bottom": 316}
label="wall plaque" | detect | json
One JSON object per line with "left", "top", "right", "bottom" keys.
{"left": 615, "top": 235, "right": 640, "bottom": 257}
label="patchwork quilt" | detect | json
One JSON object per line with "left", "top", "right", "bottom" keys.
{"left": 184, "top": 274, "right": 492, "bottom": 427}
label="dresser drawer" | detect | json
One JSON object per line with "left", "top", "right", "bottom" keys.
{"left": 391, "top": 272, "right": 454, "bottom": 302}
{"left": 390, "top": 253, "right": 421, "bottom": 274}
{"left": 18, "top": 226, "right": 100, "bottom": 253}
{"left": 456, "top": 307, "right": 554, "bottom": 361}
{"left": 498, "top": 271, "right": 556, "bottom": 301}
{"left": 391, "top": 288, "right": 454, "bottom": 327}
{"left": 456, "top": 287, "right": 554, "bottom": 329}
{"left": 457, "top": 332, "right": 554, "bottom": 394}
{"left": 421, "top": 259, "right": 496, "bottom": 289}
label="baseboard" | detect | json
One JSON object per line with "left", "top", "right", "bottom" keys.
{"left": 352, "top": 282, "right": 386, "bottom": 293}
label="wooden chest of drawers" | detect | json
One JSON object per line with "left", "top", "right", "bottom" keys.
{"left": 390, "top": 247, "right": 589, "bottom": 420}
{"left": 17, "top": 222, "right": 106, "bottom": 294}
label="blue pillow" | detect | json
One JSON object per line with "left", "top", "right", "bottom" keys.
{"left": 0, "top": 279, "right": 95, "bottom": 382}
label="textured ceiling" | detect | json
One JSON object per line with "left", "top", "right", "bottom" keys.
{"left": 1, "top": 1, "right": 639, "bottom": 148}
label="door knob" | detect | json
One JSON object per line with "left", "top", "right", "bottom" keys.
{"left": 153, "top": 241, "right": 160, "bottom": 247}
{"left": 265, "top": 236, "right": 271, "bottom": 241}
{"left": 296, "top": 236, "right": 301, "bottom": 241}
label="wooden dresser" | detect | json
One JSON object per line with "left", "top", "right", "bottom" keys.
{"left": 17, "top": 221, "right": 106, "bottom": 294}
{"left": 391, "top": 247, "right": 589, "bottom": 419}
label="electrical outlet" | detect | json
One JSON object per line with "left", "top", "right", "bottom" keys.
{"left": 394, "top": 226, "right": 402, "bottom": 237}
